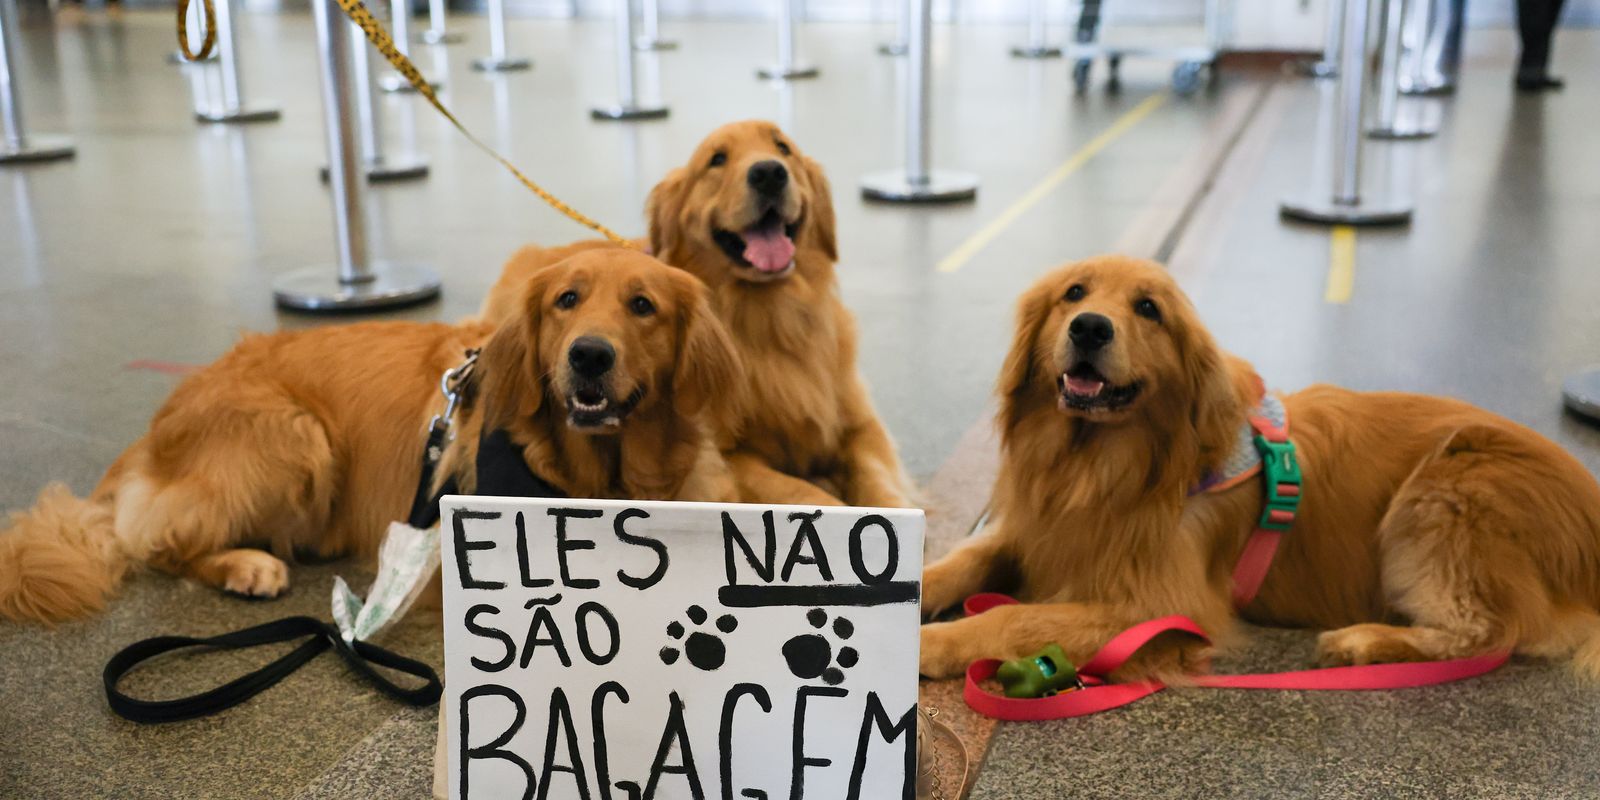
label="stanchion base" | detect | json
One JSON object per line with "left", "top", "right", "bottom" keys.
{"left": 1563, "top": 369, "right": 1600, "bottom": 423}
{"left": 1011, "top": 45, "right": 1063, "bottom": 58}
{"left": 273, "top": 263, "right": 442, "bottom": 312}
{"left": 380, "top": 71, "right": 442, "bottom": 93}
{"left": 1279, "top": 196, "right": 1412, "bottom": 226}
{"left": 320, "top": 154, "right": 431, "bottom": 183}
{"left": 757, "top": 64, "right": 820, "bottom": 80}
{"left": 472, "top": 56, "right": 532, "bottom": 72}
{"left": 635, "top": 37, "right": 678, "bottom": 51}
{"left": 1367, "top": 123, "right": 1437, "bottom": 140}
{"left": 194, "top": 103, "right": 283, "bottom": 124}
{"left": 0, "top": 135, "right": 77, "bottom": 164}
{"left": 878, "top": 42, "right": 908, "bottom": 56}
{"left": 861, "top": 170, "right": 979, "bottom": 203}
{"left": 419, "top": 29, "right": 464, "bottom": 45}
{"left": 591, "top": 104, "right": 670, "bottom": 121}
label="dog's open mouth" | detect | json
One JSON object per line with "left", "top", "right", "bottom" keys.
{"left": 565, "top": 384, "right": 645, "bottom": 430}
{"left": 712, "top": 208, "right": 801, "bottom": 276}
{"left": 1057, "top": 363, "right": 1141, "bottom": 412}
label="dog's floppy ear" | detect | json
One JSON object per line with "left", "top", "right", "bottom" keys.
{"left": 647, "top": 167, "right": 688, "bottom": 258}
{"left": 998, "top": 276, "right": 1057, "bottom": 399}
{"left": 475, "top": 275, "right": 548, "bottom": 429}
{"left": 996, "top": 275, "right": 1058, "bottom": 437}
{"left": 672, "top": 276, "right": 745, "bottom": 423}
{"left": 1177, "top": 302, "right": 1256, "bottom": 466}
{"left": 799, "top": 155, "right": 838, "bottom": 262}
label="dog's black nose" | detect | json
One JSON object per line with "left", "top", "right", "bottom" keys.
{"left": 747, "top": 160, "right": 789, "bottom": 196}
{"left": 1068, "top": 313, "right": 1115, "bottom": 351}
{"left": 568, "top": 336, "right": 616, "bottom": 378}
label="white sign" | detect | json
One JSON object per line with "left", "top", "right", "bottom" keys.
{"left": 440, "top": 497, "right": 925, "bottom": 800}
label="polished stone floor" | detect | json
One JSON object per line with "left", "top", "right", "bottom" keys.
{"left": 1, "top": 5, "right": 1598, "bottom": 799}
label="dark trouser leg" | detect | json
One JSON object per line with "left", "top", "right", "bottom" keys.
{"left": 1516, "top": 0, "right": 1567, "bottom": 77}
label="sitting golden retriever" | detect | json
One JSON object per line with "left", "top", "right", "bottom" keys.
{"left": 919, "top": 255, "right": 1600, "bottom": 680}
{"left": 0, "top": 250, "right": 740, "bottom": 624}
{"left": 481, "top": 120, "right": 914, "bottom": 509}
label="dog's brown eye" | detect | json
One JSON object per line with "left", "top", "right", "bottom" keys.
{"left": 629, "top": 295, "right": 656, "bottom": 316}
{"left": 555, "top": 290, "right": 579, "bottom": 309}
{"left": 775, "top": 140, "right": 791, "bottom": 156}
{"left": 1064, "top": 284, "right": 1086, "bottom": 302}
{"left": 1134, "top": 298, "right": 1161, "bottom": 321}
{"left": 709, "top": 151, "right": 727, "bottom": 168}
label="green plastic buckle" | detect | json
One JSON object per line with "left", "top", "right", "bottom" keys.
{"left": 1254, "top": 433, "right": 1301, "bottom": 531}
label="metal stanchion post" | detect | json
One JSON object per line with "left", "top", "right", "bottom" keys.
{"left": 757, "top": 0, "right": 818, "bottom": 80}
{"left": 1011, "top": 0, "right": 1062, "bottom": 58}
{"left": 194, "top": 0, "right": 281, "bottom": 123}
{"left": 0, "top": 0, "right": 73, "bottom": 163}
{"left": 276, "top": 0, "right": 440, "bottom": 312}
{"left": 1564, "top": 369, "right": 1600, "bottom": 423}
{"left": 420, "top": 0, "right": 463, "bottom": 45}
{"left": 879, "top": 0, "right": 909, "bottom": 56}
{"left": 635, "top": 0, "right": 677, "bottom": 51}
{"left": 380, "top": 0, "right": 441, "bottom": 91}
{"left": 1280, "top": 0, "right": 1411, "bottom": 225}
{"left": 1297, "top": 0, "right": 1342, "bottom": 78}
{"left": 1369, "top": 0, "right": 1435, "bottom": 139}
{"left": 861, "top": 0, "right": 977, "bottom": 203}
{"left": 592, "top": 0, "right": 667, "bottom": 120}
{"left": 323, "top": 21, "right": 427, "bottom": 181}
{"left": 472, "top": 0, "right": 530, "bottom": 71}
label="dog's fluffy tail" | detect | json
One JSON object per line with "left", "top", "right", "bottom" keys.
{"left": 0, "top": 483, "right": 128, "bottom": 624}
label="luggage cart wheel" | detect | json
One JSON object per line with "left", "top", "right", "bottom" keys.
{"left": 1172, "top": 61, "right": 1205, "bottom": 96}
{"left": 1073, "top": 59, "right": 1092, "bottom": 93}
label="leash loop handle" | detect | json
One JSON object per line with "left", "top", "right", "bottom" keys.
{"left": 104, "top": 616, "right": 440, "bottom": 724}
{"left": 175, "top": 0, "right": 218, "bottom": 61}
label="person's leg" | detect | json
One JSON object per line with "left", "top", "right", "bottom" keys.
{"left": 1516, "top": 0, "right": 1567, "bottom": 90}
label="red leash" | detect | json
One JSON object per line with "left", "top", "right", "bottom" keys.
{"left": 960, "top": 594, "right": 1511, "bottom": 721}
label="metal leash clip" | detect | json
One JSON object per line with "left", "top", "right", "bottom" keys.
{"left": 428, "top": 349, "right": 480, "bottom": 443}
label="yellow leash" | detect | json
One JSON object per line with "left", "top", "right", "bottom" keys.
{"left": 177, "top": 0, "right": 636, "bottom": 248}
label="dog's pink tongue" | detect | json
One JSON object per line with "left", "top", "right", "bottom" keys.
{"left": 1065, "top": 375, "right": 1105, "bottom": 397}
{"left": 742, "top": 227, "right": 795, "bottom": 273}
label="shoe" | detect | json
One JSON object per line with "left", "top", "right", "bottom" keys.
{"left": 1515, "top": 71, "right": 1565, "bottom": 92}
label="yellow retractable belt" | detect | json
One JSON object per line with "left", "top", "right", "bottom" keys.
{"left": 177, "top": 0, "right": 637, "bottom": 248}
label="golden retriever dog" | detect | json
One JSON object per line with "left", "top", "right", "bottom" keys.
{"left": 919, "top": 255, "right": 1600, "bottom": 681}
{"left": 0, "top": 250, "right": 741, "bottom": 624}
{"left": 481, "top": 120, "right": 914, "bottom": 509}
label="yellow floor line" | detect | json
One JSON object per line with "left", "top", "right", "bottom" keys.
{"left": 937, "top": 92, "right": 1171, "bottom": 274}
{"left": 1325, "top": 225, "right": 1356, "bottom": 303}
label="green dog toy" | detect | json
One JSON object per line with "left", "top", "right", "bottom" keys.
{"left": 996, "top": 644, "right": 1085, "bottom": 698}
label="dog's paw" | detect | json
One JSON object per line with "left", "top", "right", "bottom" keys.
{"left": 918, "top": 621, "right": 971, "bottom": 680}
{"left": 218, "top": 550, "right": 290, "bottom": 598}
{"left": 1316, "top": 624, "right": 1426, "bottom": 667}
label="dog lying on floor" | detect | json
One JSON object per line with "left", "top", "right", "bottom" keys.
{"left": 481, "top": 120, "right": 914, "bottom": 509}
{"left": 0, "top": 250, "right": 742, "bottom": 624}
{"left": 919, "top": 255, "right": 1600, "bottom": 680}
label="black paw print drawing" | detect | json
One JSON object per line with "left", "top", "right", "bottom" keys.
{"left": 659, "top": 605, "right": 738, "bottom": 671}
{"left": 782, "top": 609, "right": 858, "bottom": 686}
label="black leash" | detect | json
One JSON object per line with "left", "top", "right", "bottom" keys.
{"left": 104, "top": 616, "right": 440, "bottom": 724}
{"left": 102, "top": 350, "right": 567, "bottom": 724}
